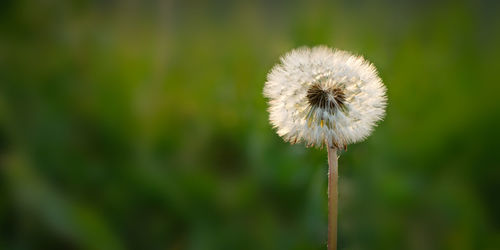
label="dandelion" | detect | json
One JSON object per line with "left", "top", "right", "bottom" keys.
{"left": 264, "top": 46, "right": 387, "bottom": 250}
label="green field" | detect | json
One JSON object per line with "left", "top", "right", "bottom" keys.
{"left": 1, "top": 0, "right": 499, "bottom": 249}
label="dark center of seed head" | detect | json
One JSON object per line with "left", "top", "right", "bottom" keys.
{"left": 306, "top": 84, "right": 347, "bottom": 112}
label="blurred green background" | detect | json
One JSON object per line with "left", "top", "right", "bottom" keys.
{"left": 1, "top": 0, "right": 500, "bottom": 249}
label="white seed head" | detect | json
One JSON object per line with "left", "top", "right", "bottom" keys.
{"left": 264, "top": 46, "right": 387, "bottom": 148}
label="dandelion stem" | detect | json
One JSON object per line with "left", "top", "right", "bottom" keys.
{"left": 327, "top": 144, "right": 338, "bottom": 250}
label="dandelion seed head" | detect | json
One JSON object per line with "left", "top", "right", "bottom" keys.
{"left": 263, "top": 46, "right": 387, "bottom": 148}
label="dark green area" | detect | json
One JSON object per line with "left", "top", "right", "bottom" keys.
{"left": 1, "top": 0, "right": 499, "bottom": 249}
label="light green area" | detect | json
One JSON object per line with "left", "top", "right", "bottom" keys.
{"left": 1, "top": 0, "right": 499, "bottom": 249}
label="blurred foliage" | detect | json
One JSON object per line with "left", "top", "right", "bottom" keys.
{"left": 1, "top": 0, "right": 500, "bottom": 249}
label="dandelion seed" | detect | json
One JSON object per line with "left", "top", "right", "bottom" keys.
{"left": 263, "top": 46, "right": 387, "bottom": 250}
{"left": 264, "top": 46, "right": 387, "bottom": 149}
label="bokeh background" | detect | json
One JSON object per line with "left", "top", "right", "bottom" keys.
{"left": 1, "top": 0, "right": 500, "bottom": 249}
